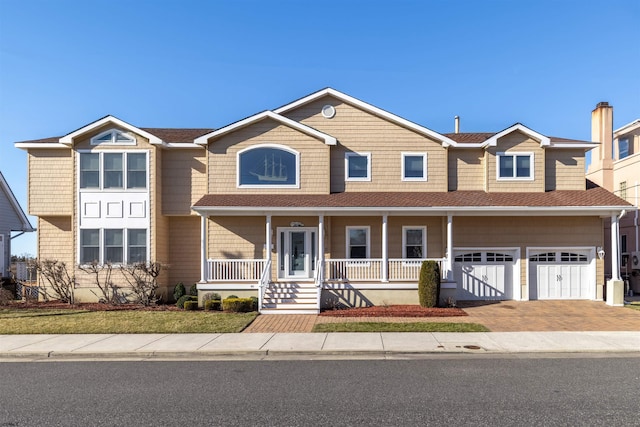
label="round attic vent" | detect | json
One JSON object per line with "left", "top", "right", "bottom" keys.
{"left": 321, "top": 105, "right": 336, "bottom": 119}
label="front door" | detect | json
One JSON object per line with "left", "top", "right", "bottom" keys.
{"left": 278, "top": 228, "right": 317, "bottom": 279}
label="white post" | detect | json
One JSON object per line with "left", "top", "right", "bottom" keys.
{"left": 382, "top": 214, "right": 388, "bottom": 282}
{"left": 200, "top": 214, "right": 207, "bottom": 282}
{"left": 611, "top": 214, "right": 620, "bottom": 281}
{"left": 265, "top": 214, "right": 272, "bottom": 264}
{"left": 318, "top": 214, "right": 325, "bottom": 264}
{"left": 446, "top": 214, "right": 453, "bottom": 280}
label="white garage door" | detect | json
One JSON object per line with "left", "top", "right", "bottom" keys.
{"left": 529, "top": 250, "right": 591, "bottom": 300}
{"left": 454, "top": 251, "right": 515, "bottom": 300}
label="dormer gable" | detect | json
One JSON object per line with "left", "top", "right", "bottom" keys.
{"left": 59, "top": 115, "right": 164, "bottom": 146}
{"left": 483, "top": 123, "right": 550, "bottom": 148}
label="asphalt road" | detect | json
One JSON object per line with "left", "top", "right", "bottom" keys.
{"left": 1, "top": 357, "right": 638, "bottom": 426}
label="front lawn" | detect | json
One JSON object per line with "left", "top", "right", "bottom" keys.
{"left": 0, "top": 308, "right": 258, "bottom": 334}
{"left": 312, "top": 322, "right": 490, "bottom": 333}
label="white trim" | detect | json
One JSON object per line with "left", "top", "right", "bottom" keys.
{"left": 346, "top": 226, "right": 370, "bottom": 259}
{"left": 78, "top": 227, "right": 150, "bottom": 265}
{"left": 276, "top": 227, "right": 318, "bottom": 279}
{"left": 614, "top": 119, "right": 640, "bottom": 136}
{"left": 484, "top": 123, "right": 550, "bottom": 148}
{"left": 345, "top": 152, "right": 371, "bottom": 182}
{"left": 77, "top": 150, "right": 149, "bottom": 192}
{"left": 15, "top": 142, "right": 69, "bottom": 149}
{"left": 273, "top": 88, "right": 458, "bottom": 148}
{"left": 496, "top": 152, "right": 535, "bottom": 181}
{"left": 194, "top": 110, "right": 337, "bottom": 146}
{"left": 60, "top": 116, "right": 163, "bottom": 146}
{"left": 453, "top": 247, "right": 521, "bottom": 300}
{"left": 197, "top": 283, "right": 259, "bottom": 291}
{"left": 236, "top": 144, "right": 300, "bottom": 189}
{"left": 91, "top": 129, "right": 136, "bottom": 146}
{"left": 401, "top": 152, "right": 428, "bottom": 181}
{"left": 322, "top": 282, "right": 420, "bottom": 290}
{"left": 402, "top": 226, "right": 427, "bottom": 259}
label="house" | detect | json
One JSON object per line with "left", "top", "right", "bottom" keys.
{"left": 15, "top": 88, "right": 632, "bottom": 312}
{"left": 586, "top": 102, "right": 640, "bottom": 295}
{"left": 0, "top": 171, "right": 35, "bottom": 279}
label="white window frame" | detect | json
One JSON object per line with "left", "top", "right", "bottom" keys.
{"left": 236, "top": 144, "right": 300, "bottom": 189}
{"left": 401, "top": 152, "right": 427, "bottom": 181}
{"left": 346, "top": 226, "right": 370, "bottom": 259}
{"left": 91, "top": 129, "right": 137, "bottom": 146}
{"left": 78, "top": 228, "right": 149, "bottom": 265}
{"left": 402, "top": 226, "right": 427, "bottom": 259}
{"left": 78, "top": 150, "right": 149, "bottom": 191}
{"left": 496, "top": 152, "right": 534, "bottom": 181}
{"left": 345, "top": 152, "right": 371, "bottom": 182}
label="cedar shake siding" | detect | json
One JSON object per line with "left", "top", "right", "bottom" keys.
{"left": 485, "top": 132, "right": 545, "bottom": 192}
{"left": 162, "top": 149, "right": 207, "bottom": 215}
{"left": 545, "top": 149, "right": 586, "bottom": 191}
{"left": 168, "top": 216, "right": 201, "bottom": 287}
{"left": 28, "top": 150, "right": 73, "bottom": 215}
{"left": 448, "top": 148, "right": 485, "bottom": 191}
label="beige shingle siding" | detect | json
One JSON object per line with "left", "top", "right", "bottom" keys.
{"left": 28, "top": 150, "right": 73, "bottom": 215}
{"left": 37, "top": 217, "right": 73, "bottom": 265}
{"left": 448, "top": 148, "right": 485, "bottom": 191}
{"left": 486, "top": 133, "right": 545, "bottom": 192}
{"left": 168, "top": 216, "right": 201, "bottom": 287}
{"left": 545, "top": 149, "right": 586, "bottom": 191}
{"left": 283, "top": 98, "right": 448, "bottom": 193}
{"left": 162, "top": 149, "right": 207, "bottom": 215}
{"left": 208, "top": 120, "right": 330, "bottom": 194}
{"left": 208, "top": 217, "right": 266, "bottom": 258}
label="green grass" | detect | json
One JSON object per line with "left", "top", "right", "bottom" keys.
{"left": 0, "top": 309, "right": 258, "bottom": 334}
{"left": 312, "top": 322, "right": 490, "bottom": 333}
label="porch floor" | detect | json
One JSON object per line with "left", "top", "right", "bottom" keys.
{"left": 242, "top": 300, "right": 640, "bottom": 333}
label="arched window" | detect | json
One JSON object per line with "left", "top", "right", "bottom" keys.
{"left": 91, "top": 129, "right": 136, "bottom": 145}
{"left": 237, "top": 145, "right": 299, "bottom": 187}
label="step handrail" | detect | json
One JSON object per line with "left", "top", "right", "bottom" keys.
{"left": 258, "top": 259, "right": 271, "bottom": 312}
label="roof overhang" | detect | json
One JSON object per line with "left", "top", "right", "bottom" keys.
{"left": 59, "top": 115, "right": 165, "bottom": 146}
{"left": 0, "top": 171, "right": 35, "bottom": 232}
{"left": 614, "top": 119, "right": 640, "bottom": 136}
{"left": 483, "top": 123, "right": 550, "bottom": 148}
{"left": 194, "top": 111, "right": 337, "bottom": 146}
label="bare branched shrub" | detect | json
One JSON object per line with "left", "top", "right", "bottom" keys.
{"left": 0, "top": 288, "right": 14, "bottom": 305}
{"left": 78, "top": 261, "right": 122, "bottom": 304}
{"left": 34, "top": 259, "right": 76, "bottom": 304}
{"left": 121, "top": 261, "right": 163, "bottom": 306}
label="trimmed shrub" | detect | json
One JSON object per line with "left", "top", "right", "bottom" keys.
{"left": 189, "top": 284, "right": 198, "bottom": 296}
{"left": 173, "top": 283, "right": 186, "bottom": 302}
{"left": 250, "top": 296, "right": 259, "bottom": 311}
{"left": 176, "top": 294, "right": 196, "bottom": 309}
{"left": 222, "top": 297, "right": 254, "bottom": 312}
{"left": 184, "top": 300, "right": 199, "bottom": 311}
{"left": 204, "top": 299, "right": 221, "bottom": 311}
{"left": 226, "top": 294, "right": 238, "bottom": 299}
{"left": 202, "top": 292, "right": 221, "bottom": 302}
{"left": 418, "top": 260, "right": 441, "bottom": 308}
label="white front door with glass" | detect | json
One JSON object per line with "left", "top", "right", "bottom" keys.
{"left": 278, "top": 228, "right": 317, "bottom": 279}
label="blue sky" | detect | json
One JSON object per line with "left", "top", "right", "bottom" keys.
{"left": 1, "top": 0, "right": 639, "bottom": 256}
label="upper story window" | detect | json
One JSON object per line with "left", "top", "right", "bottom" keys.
{"left": 79, "top": 152, "right": 147, "bottom": 190}
{"left": 401, "top": 153, "right": 427, "bottom": 181}
{"left": 237, "top": 145, "right": 299, "bottom": 188}
{"left": 345, "top": 152, "right": 371, "bottom": 181}
{"left": 91, "top": 129, "right": 136, "bottom": 145}
{"left": 346, "top": 226, "right": 370, "bottom": 259}
{"left": 402, "top": 226, "right": 426, "bottom": 258}
{"left": 618, "top": 138, "right": 629, "bottom": 159}
{"left": 497, "top": 152, "right": 533, "bottom": 180}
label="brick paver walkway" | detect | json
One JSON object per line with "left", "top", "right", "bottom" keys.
{"left": 242, "top": 301, "right": 640, "bottom": 333}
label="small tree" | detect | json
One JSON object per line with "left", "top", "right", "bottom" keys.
{"left": 34, "top": 259, "right": 76, "bottom": 304}
{"left": 121, "top": 261, "right": 163, "bottom": 306}
{"left": 173, "top": 282, "right": 186, "bottom": 302}
{"left": 418, "top": 260, "right": 440, "bottom": 308}
{"left": 78, "top": 261, "right": 120, "bottom": 304}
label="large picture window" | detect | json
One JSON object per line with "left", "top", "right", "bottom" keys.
{"left": 497, "top": 153, "right": 533, "bottom": 180}
{"left": 346, "top": 226, "right": 370, "bottom": 259}
{"left": 79, "top": 152, "right": 147, "bottom": 190}
{"left": 238, "top": 145, "right": 298, "bottom": 187}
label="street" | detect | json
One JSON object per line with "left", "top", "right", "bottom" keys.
{"left": 1, "top": 357, "right": 638, "bottom": 426}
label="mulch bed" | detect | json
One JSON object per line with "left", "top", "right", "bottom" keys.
{"left": 319, "top": 305, "right": 467, "bottom": 317}
{"left": 4, "top": 301, "right": 181, "bottom": 311}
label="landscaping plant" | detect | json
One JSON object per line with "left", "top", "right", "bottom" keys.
{"left": 34, "top": 259, "right": 76, "bottom": 304}
{"left": 418, "top": 260, "right": 440, "bottom": 308}
{"left": 173, "top": 282, "right": 186, "bottom": 301}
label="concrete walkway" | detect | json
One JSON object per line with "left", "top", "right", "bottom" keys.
{"left": 1, "top": 331, "right": 639, "bottom": 360}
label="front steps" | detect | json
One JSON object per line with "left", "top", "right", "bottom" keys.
{"left": 260, "top": 281, "right": 320, "bottom": 314}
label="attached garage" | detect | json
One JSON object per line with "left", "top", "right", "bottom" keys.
{"left": 453, "top": 249, "right": 519, "bottom": 300}
{"left": 528, "top": 248, "right": 595, "bottom": 300}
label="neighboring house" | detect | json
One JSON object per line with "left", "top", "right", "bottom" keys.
{"left": 16, "top": 88, "right": 632, "bottom": 312}
{"left": 586, "top": 103, "right": 640, "bottom": 294}
{"left": 0, "top": 171, "right": 35, "bottom": 278}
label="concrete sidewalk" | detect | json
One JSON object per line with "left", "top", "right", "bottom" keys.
{"left": 1, "top": 332, "right": 639, "bottom": 360}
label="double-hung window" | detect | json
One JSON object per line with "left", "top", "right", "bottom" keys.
{"left": 79, "top": 152, "right": 147, "bottom": 190}
{"left": 402, "top": 226, "right": 426, "bottom": 259}
{"left": 497, "top": 152, "right": 533, "bottom": 180}
{"left": 346, "top": 226, "right": 370, "bottom": 259}
{"left": 401, "top": 153, "right": 427, "bottom": 181}
{"left": 79, "top": 228, "right": 147, "bottom": 264}
{"left": 345, "top": 152, "right": 371, "bottom": 181}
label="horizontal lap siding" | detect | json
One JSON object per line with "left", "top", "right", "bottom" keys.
{"left": 38, "top": 217, "right": 73, "bottom": 266}
{"left": 208, "top": 217, "right": 265, "bottom": 259}
{"left": 282, "top": 98, "right": 447, "bottom": 193}
{"left": 545, "top": 149, "right": 586, "bottom": 191}
{"left": 28, "top": 150, "right": 73, "bottom": 215}
{"left": 168, "top": 216, "right": 201, "bottom": 287}
{"left": 162, "top": 149, "right": 207, "bottom": 215}
{"left": 486, "top": 133, "right": 545, "bottom": 192}
{"left": 387, "top": 217, "right": 444, "bottom": 258}
{"left": 208, "top": 120, "right": 330, "bottom": 194}
{"left": 448, "top": 149, "right": 485, "bottom": 191}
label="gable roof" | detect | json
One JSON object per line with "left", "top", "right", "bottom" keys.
{"left": 59, "top": 115, "right": 165, "bottom": 146}
{"left": 194, "top": 110, "right": 337, "bottom": 146}
{"left": 273, "top": 88, "right": 460, "bottom": 148}
{"left": 614, "top": 119, "right": 640, "bottom": 136}
{"left": 0, "top": 171, "right": 35, "bottom": 232}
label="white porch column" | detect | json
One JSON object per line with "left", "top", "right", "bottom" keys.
{"left": 446, "top": 214, "right": 453, "bottom": 280}
{"left": 611, "top": 214, "right": 620, "bottom": 281}
{"left": 265, "top": 214, "right": 272, "bottom": 264}
{"left": 318, "top": 214, "right": 325, "bottom": 264}
{"left": 200, "top": 214, "right": 207, "bottom": 283}
{"left": 382, "top": 214, "right": 388, "bottom": 282}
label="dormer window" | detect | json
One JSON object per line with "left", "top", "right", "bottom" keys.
{"left": 497, "top": 152, "right": 534, "bottom": 180}
{"left": 91, "top": 129, "right": 136, "bottom": 146}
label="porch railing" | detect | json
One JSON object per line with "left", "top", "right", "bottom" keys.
{"left": 257, "top": 259, "right": 271, "bottom": 311}
{"left": 206, "top": 259, "right": 266, "bottom": 282}
{"left": 325, "top": 258, "right": 445, "bottom": 282}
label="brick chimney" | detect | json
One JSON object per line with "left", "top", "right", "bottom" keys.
{"left": 586, "top": 102, "right": 614, "bottom": 190}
